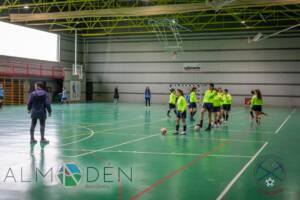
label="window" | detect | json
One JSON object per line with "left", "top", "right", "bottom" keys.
{"left": 0, "top": 21, "right": 60, "bottom": 62}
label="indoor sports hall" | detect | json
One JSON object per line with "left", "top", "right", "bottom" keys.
{"left": 0, "top": 1, "right": 299, "bottom": 200}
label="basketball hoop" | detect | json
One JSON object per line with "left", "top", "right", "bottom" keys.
{"left": 72, "top": 64, "right": 83, "bottom": 80}
{"left": 149, "top": 18, "right": 189, "bottom": 53}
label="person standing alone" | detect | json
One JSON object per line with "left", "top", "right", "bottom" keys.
{"left": 0, "top": 84, "right": 4, "bottom": 110}
{"left": 60, "top": 87, "right": 69, "bottom": 104}
{"left": 114, "top": 87, "right": 119, "bottom": 104}
{"left": 27, "top": 82, "right": 52, "bottom": 144}
{"left": 144, "top": 86, "right": 151, "bottom": 109}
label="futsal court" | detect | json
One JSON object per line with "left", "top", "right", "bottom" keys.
{"left": 0, "top": 103, "right": 298, "bottom": 200}
{"left": 1, "top": 0, "right": 300, "bottom": 200}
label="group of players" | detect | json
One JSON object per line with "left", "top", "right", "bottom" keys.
{"left": 0, "top": 81, "right": 266, "bottom": 142}
{"left": 166, "top": 83, "right": 265, "bottom": 135}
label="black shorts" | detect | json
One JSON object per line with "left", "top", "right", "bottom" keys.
{"left": 31, "top": 112, "right": 47, "bottom": 120}
{"left": 252, "top": 105, "right": 262, "bottom": 112}
{"left": 213, "top": 106, "right": 221, "bottom": 113}
{"left": 176, "top": 111, "right": 187, "bottom": 119}
{"left": 189, "top": 102, "right": 197, "bottom": 109}
{"left": 222, "top": 104, "right": 231, "bottom": 111}
{"left": 0, "top": 96, "right": 3, "bottom": 100}
{"left": 62, "top": 97, "right": 67, "bottom": 101}
{"left": 202, "top": 103, "right": 213, "bottom": 112}
{"left": 169, "top": 103, "right": 176, "bottom": 109}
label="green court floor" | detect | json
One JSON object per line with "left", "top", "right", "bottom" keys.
{"left": 0, "top": 103, "right": 299, "bottom": 200}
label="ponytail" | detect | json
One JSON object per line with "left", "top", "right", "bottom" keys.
{"left": 177, "top": 89, "right": 184, "bottom": 96}
{"left": 255, "top": 89, "right": 262, "bottom": 100}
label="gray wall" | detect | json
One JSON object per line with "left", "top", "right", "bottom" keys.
{"left": 86, "top": 31, "right": 300, "bottom": 106}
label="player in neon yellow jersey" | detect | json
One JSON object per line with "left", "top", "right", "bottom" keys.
{"left": 197, "top": 83, "right": 217, "bottom": 131}
{"left": 167, "top": 88, "right": 177, "bottom": 117}
{"left": 212, "top": 88, "right": 223, "bottom": 127}
{"left": 249, "top": 90, "right": 255, "bottom": 120}
{"left": 189, "top": 87, "right": 198, "bottom": 121}
{"left": 222, "top": 89, "right": 232, "bottom": 122}
{"left": 251, "top": 89, "right": 266, "bottom": 124}
{"left": 174, "top": 89, "right": 188, "bottom": 135}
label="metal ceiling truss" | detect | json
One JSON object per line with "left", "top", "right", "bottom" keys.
{"left": 0, "top": 0, "right": 300, "bottom": 37}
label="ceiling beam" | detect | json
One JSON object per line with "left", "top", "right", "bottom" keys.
{"left": 80, "top": 24, "right": 300, "bottom": 37}
{"left": 9, "top": 0, "right": 300, "bottom": 22}
{"left": 23, "top": 8, "right": 300, "bottom": 27}
{"left": 0, "top": 0, "right": 99, "bottom": 9}
{"left": 48, "top": 18, "right": 300, "bottom": 32}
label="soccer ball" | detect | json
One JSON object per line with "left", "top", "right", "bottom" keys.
{"left": 194, "top": 125, "right": 200, "bottom": 131}
{"left": 160, "top": 128, "right": 167, "bottom": 135}
{"left": 265, "top": 177, "right": 275, "bottom": 188}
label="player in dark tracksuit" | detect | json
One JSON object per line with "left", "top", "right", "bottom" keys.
{"left": 27, "top": 82, "right": 52, "bottom": 144}
{"left": 144, "top": 86, "right": 151, "bottom": 108}
{"left": 0, "top": 84, "right": 4, "bottom": 110}
{"left": 114, "top": 87, "right": 119, "bottom": 104}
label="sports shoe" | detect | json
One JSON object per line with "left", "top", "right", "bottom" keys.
{"left": 173, "top": 131, "right": 179, "bottom": 135}
{"left": 180, "top": 131, "right": 187, "bottom": 135}
{"left": 196, "top": 124, "right": 202, "bottom": 128}
{"left": 30, "top": 139, "right": 37, "bottom": 145}
{"left": 205, "top": 127, "right": 211, "bottom": 131}
{"left": 40, "top": 139, "right": 49, "bottom": 144}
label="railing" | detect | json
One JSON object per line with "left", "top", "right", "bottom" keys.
{"left": 0, "top": 60, "right": 64, "bottom": 79}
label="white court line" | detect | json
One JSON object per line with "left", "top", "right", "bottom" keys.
{"left": 0, "top": 126, "right": 94, "bottom": 147}
{"left": 84, "top": 113, "right": 165, "bottom": 128}
{"left": 61, "top": 111, "right": 248, "bottom": 157}
{"left": 0, "top": 124, "right": 60, "bottom": 127}
{"left": 220, "top": 129, "right": 274, "bottom": 134}
{"left": 216, "top": 142, "right": 268, "bottom": 200}
{"left": 1, "top": 110, "right": 245, "bottom": 154}
{"left": 91, "top": 117, "right": 167, "bottom": 135}
{"left": 197, "top": 137, "right": 264, "bottom": 143}
{"left": 62, "top": 134, "right": 159, "bottom": 158}
{"left": 0, "top": 147, "right": 252, "bottom": 159}
{"left": 56, "top": 125, "right": 95, "bottom": 147}
{"left": 40, "top": 137, "right": 264, "bottom": 153}
{"left": 100, "top": 150, "right": 252, "bottom": 158}
{"left": 0, "top": 117, "right": 167, "bottom": 148}
{"left": 62, "top": 110, "right": 245, "bottom": 157}
{"left": 163, "top": 134, "right": 265, "bottom": 143}
{"left": 275, "top": 108, "right": 296, "bottom": 134}
{"left": 54, "top": 137, "right": 263, "bottom": 152}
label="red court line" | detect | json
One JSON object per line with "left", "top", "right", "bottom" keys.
{"left": 129, "top": 141, "right": 228, "bottom": 200}
{"left": 118, "top": 180, "right": 123, "bottom": 200}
